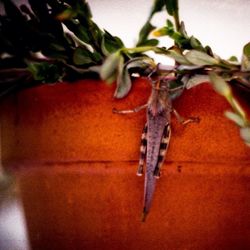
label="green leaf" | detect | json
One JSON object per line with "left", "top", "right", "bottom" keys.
{"left": 106, "top": 73, "right": 117, "bottom": 84}
{"left": 210, "top": 74, "right": 247, "bottom": 121}
{"left": 185, "top": 50, "right": 219, "bottom": 66}
{"left": 138, "top": 39, "right": 159, "bottom": 47}
{"left": 205, "top": 46, "right": 214, "bottom": 57}
{"left": 242, "top": 42, "right": 250, "bottom": 71}
{"left": 190, "top": 36, "right": 204, "bottom": 51}
{"left": 166, "top": 19, "right": 174, "bottom": 28}
{"left": 114, "top": 57, "right": 132, "bottom": 98}
{"left": 92, "top": 52, "right": 102, "bottom": 63}
{"left": 165, "top": 0, "right": 179, "bottom": 16}
{"left": 80, "top": 1, "right": 93, "bottom": 19}
{"left": 177, "top": 65, "right": 202, "bottom": 71}
{"left": 179, "top": 21, "right": 188, "bottom": 38}
{"left": 240, "top": 127, "right": 250, "bottom": 146}
{"left": 169, "top": 79, "right": 185, "bottom": 100}
{"left": 100, "top": 52, "right": 121, "bottom": 81}
{"left": 56, "top": 8, "right": 77, "bottom": 21}
{"left": 101, "top": 30, "right": 124, "bottom": 55}
{"left": 167, "top": 50, "right": 191, "bottom": 65}
{"left": 241, "top": 55, "right": 250, "bottom": 71}
{"left": 27, "top": 62, "right": 62, "bottom": 83}
{"left": 91, "top": 22, "right": 104, "bottom": 46}
{"left": 153, "top": 27, "right": 168, "bottom": 37}
{"left": 224, "top": 111, "right": 246, "bottom": 127}
{"left": 230, "top": 98, "right": 247, "bottom": 120}
{"left": 73, "top": 47, "right": 95, "bottom": 65}
{"left": 209, "top": 72, "right": 232, "bottom": 97}
{"left": 243, "top": 42, "right": 250, "bottom": 57}
{"left": 186, "top": 74, "right": 210, "bottom": 89}
{"left": 150, "top": 0, "right": 166, "bottom": 16}
{"left": 126, "top": 57, "right": 155, "bottom": 70}
{"left": 228, "top": 56, "right": 239, "bottom": 62}
{"left": 3, "top": 0, "right": 26, "bottom": 24}
{"left": 137, "top": 21, "right": 156, "bottom": 46}
{"left": 66, "top": 24, "right": 90, "bottom": 44}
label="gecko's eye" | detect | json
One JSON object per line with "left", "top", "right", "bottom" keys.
{"left": 160, "top": 86, "right": 168, "bottom": 91}
{"left": 157, "top": 109, "right": 165, "bottom": 116}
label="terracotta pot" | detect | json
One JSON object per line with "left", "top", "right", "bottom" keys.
{"left": 1, "top": 79, "right": 250, "bottom": 250}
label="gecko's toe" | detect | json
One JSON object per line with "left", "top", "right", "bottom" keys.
{"left": 137, "top": 166, "right": 144, "bottom": 176}
{"left": 153, "top": 168, "right": 161, "bottom": 178}
{"left": 141, "top": 210, "right": 148, "bottom": 222}
{"left": 193, "top": 116, "right": 200, "bottom": 123}
{"left": 112, "top": 108, "right": 118, "bottom": 113}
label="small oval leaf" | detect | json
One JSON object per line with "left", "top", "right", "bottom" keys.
{"left": 100, "top": 52, "right": 120, "bottom": 81}
{"left": 114, "top": 58, "right": 132, "bottom": 99}
{"left": 186, "top": 74, "right": 210, "bottom": 89}
{"left": 101, "top": 30, "right": 124, "bottom": 56}
{"left": 240, "top": 127, "right": 250, "bottom": 146}
{"left": 209, "top": 72, "right": 232, "bottom": 97}
{"left": 243, "top": 42, "right": 250, "bottom": 57}
{"left": 126, "top": 57, "right": 155, "bottom": 70}
{"left": 185, "top": 50, "right": 219, "bottom": 66}
{"left": 190, "top": 36, "right": 204, "bottom": 51}
{"left": 242, "top": 42, "right": 250, "bottom": 71}
{"left": 73, "top": 47, "right": 94, "bottom": 65}
{"left": 138, "top": 39, "right": 159, "bottom": 47}
{"left": 224, "top": 111, "right": 246, "bottom": 127}
{"left": 228, "top": 56, "right": 239, "bottom": 63}
{"left": 165, "top": 0, "right": 178, "bottom": 16}
{"left": 167, "top": 50, "right": 191, "bottom": 65}
{"left": 179, "top": 21, "right": 188, "bottom": 38}
{"left": 231, "top": 98, "right": 247, "bottom": 120}
{"left": 137, "top": 21, "right": 156, "bottom": 46}
{"left": 150, "top": 0, "right": 166, "bottom": 16}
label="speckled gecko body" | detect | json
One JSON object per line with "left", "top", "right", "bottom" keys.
{"left": 137, "top": 80, "right": 171, "bottom": 222}
{"left": 113, "top": 77, "right": 198, "bottom": 221}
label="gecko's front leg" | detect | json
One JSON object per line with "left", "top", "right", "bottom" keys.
{"left": 112, "top": 104, "right": 148, "bottom": 176}
{"left": 113, "top": 104, "right": 148, "bottom": 114}
{"left": 173, "top": 109, "right": 200, "bottom": 125}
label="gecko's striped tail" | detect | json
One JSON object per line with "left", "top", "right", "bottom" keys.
{"left": 142, "top": 172, "right": 157, "bottom": 222}
{"left": 137, "top": 124, "right": 148, "bottom": 176}
{"left": 141, "top": 207, "right": 148, "bottom": 222}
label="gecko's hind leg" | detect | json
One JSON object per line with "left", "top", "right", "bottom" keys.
{"left": 173, "top": 109, "right": 200, "bottom": 125}
{"left": 154, "top": 123, "right": 171, "bottom": 178}
{"left": 137, "top": 124, "right": 147, "bottom": 176}
{"left": 113, "top": 104, "right": 148, "bottom": 114}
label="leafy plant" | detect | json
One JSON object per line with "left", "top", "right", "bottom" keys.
{"left": 100, "top": 0, "right": 250, "bottom": 146}
{"left": 0, "top": 0, "right": 124, "bottom": 95}
{"left": 1, "top": 0, "right": 250, "bottom": 145}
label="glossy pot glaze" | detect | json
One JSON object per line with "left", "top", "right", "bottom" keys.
{"left": 1, "top": 79, "right": 250, "bottom": 250}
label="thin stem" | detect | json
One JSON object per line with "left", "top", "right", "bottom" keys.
{"left": 174, "top": 12, "right": 181, "bottom": 31}
{"left": 121, "top": 46, "right": 168, "bottom": 55}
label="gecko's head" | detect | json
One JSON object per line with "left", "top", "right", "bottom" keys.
{"left": 148, "top": 80, "right": 170, "bottom": 116}
{"left": 151, "top": 79, "right": 169, "bottom": 92}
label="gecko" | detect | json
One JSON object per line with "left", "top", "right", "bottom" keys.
{"left": 113, "top": 71, "right": 199, "bottom": 222}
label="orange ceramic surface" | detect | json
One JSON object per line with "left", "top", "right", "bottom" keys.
{"left": 1, "top": 78, "right": 250, "bottom": 165}
{"left": 1, "top": 79, "right": 250, "bottom": 250}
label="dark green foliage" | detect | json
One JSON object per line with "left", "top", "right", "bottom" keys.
{"left": 0, "top": 0, "right": 124, "bottom": 96}
{"left": 102, "top": 30, "right": 124, "bottom": 55}
{"left": 28, "top": 62, "right": 63, "bottom": 83}
{"left": 137, "top": 22, "right": 158, "bottom": 47}
{"left": 243, "top": 42, "right": 250, "bottom": 57}
{"left": 150, "top": 0, "right": 166, "bottom": 17}
{"left": 165, "top": 0, "right": 179, "bottom": 16}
